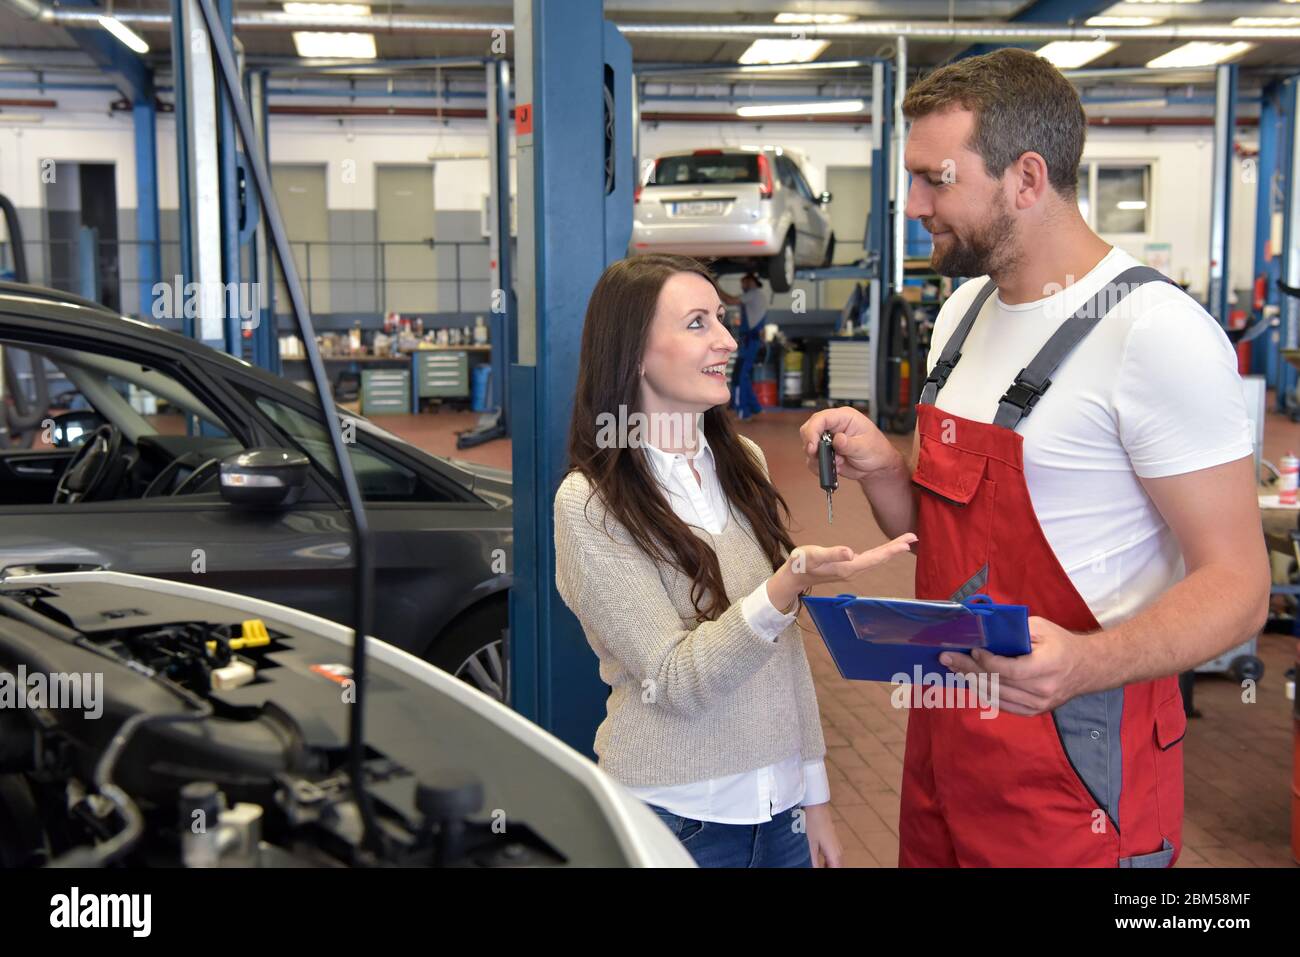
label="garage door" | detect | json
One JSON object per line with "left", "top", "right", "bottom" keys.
{"left": 824, "top": 165, "right": 870, "bottom": 310}
{"left": 376, "top": 165, "right": 437, "bottom": 314}
{"left": 271, "top": 164, "right": 330, "bottom": 316}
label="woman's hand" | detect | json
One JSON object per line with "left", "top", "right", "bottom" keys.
{"left": 766, "top": 533, "right": 917, "bottom": 612}
{"left": 803, "top": 803, "right": 842, "bottom": 868}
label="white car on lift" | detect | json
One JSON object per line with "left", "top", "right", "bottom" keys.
{"left": 630, "top": 146, "right": 835, "bottom": 292}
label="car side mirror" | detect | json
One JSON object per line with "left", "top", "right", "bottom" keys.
{"left": 219, "top": 447, "right": 309, "bottom": 509}
{"left": 819, "top": 191, "right": 833, "bottom": 205}
{"left": 49, "top": 410, "right": 106, "bottom": 448}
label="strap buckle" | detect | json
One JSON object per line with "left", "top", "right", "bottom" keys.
{"left": 999, "top": 370, "right": 1052, "bottom": 417}
{"left": 925, "top": 352, "right": 962, "bottom": 391}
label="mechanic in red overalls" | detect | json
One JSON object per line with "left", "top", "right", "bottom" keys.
{"left": 800, "top": 48, "right": 1269, "bottom": 867}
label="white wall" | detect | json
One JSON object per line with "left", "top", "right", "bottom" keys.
{"left": 0, "top": 105, "right": 1264, "bottom": 297}
{"left": 1084, "top": 126, "right": 1259, "bottom": 297}
{"left": 0, "top": 112, "right": 141, "bottom": 209}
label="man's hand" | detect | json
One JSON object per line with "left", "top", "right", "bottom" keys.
{"left": 798, "top": 407, "right": 918, "bottom": 541}
{"left": 799, "top": 406, "right": 905, "bottom": 482}
{"left": 939, "top": 616, "right": 1096, "bottom": 716}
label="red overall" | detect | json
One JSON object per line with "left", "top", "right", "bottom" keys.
{"left": 899, "top": 270, "right": 1189, "bottom": 868}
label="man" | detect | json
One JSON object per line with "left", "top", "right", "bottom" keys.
{"left": 800, "top": 48, "right": 1269, "bottom": 867}
{"left": 719, "top": 273, "right": 768, "bottom": 419}
{"left": 719, "top": 272, "right": 770, "bottom": 328}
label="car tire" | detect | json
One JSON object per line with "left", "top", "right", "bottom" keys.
{"left": 768, "top": 233, "right": 796, "bottom": 292}
{"left": 1228, "top": 654, "right": 1264, "bottom": 684}
{"left": 426, "top": 597, "right": 508, "bottom": 703}
{"left": 821, "top": 232, "right": 836, "bottom": 268}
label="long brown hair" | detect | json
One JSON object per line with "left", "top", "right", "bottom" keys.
{"left": 566, "top": 254, "right": 795, "bottom": 623}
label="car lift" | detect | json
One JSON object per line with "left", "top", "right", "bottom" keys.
{"left": 0, "top": 193, "right": 50, "bottom": 449}
{"left": 508, "top": 0, "right": 634, "bottom": 752}
{"left": 788, "top": 50, "right": 916, "bottom": 433}
{"left": 457, "top": 57, "right": 516, "bottom": 449}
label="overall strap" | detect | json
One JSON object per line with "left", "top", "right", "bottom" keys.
{"left": 993, "top": 265, "right": 1174, "bottom": 430}
{"left": 918, "top": 279, "right": 998, "bottom": 406}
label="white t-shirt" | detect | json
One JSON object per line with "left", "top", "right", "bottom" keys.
{"left": 925, "top": 246, "right": 1253, "bottom": 627}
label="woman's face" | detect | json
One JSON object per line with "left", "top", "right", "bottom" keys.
{"left": 638, "top": 271, "right": 737, "bottom": 416}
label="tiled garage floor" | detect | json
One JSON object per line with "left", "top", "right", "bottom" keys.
{"left": 381, "top": 402, "right": 1299, "bottom": 868}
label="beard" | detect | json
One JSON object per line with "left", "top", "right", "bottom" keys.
{"left": 926, "top": 196, "right": 1020, "bottom": 279}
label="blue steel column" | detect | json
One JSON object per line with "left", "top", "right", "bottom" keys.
{"left": 175, "top": 0, "right": 226, "bottom": 352}
{"left": 1250, "top": 82, "right": 1283, "bottom": 384}
{"left": 867, "top": 59, "right": 894, "bottom": 427}
{"left": 1279, "top": 76, "right": 1300, "bottom": 411}
{"left": 487, "top": 57, "right": 513, "bottom": 419}
{"left": 510, "top": 0, "right": 634, "bottom": 752}
{"left": 1207, "top": 63, "right": 1237, "bottom": 327}
{"left": 248, "top": 69, "right": 279, "bottom": 373}
{"left": 133, "top": 84, "right": 161, "bottom": 319}
{"left": 217, "top": 0, "right": 242, "bottom": 356}
{"left": 170, "top": 0, "right": 194, "bottom": 337}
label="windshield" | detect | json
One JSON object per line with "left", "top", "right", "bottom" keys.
{"left": 652, "top": 153, "right": 759, "bottom": 186}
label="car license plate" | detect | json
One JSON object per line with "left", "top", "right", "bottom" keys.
{"left": 675, "top": 200, "right": 724, "bottom": 216}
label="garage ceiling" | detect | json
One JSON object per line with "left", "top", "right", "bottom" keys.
{"left": 1, "top": 0, "right": 1299, "bottom": 86}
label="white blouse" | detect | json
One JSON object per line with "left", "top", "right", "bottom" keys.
{"left": 624, "top": 429, "right": 830, "bottom": 824}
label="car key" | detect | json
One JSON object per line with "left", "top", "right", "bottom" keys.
{"left": 818, "top": 430, "right": 837, "bottom": 524}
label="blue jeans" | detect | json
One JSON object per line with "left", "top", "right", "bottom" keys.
{"left": 648, "top": 804, "right": 813, "bottom": 868}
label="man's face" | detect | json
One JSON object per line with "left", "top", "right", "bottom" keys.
{"left": 904, "top": 108, "right": 1020, "bottom": 278}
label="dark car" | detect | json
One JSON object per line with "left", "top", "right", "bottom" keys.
{"left": 0, "top": 283, "right": 510, "bottom": 700}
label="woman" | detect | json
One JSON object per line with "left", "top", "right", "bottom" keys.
{"left": 553, "top": 254, "right": 916, "bottom": 868}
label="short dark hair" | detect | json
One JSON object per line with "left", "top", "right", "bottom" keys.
{"left": 903, "top": 47, "right": 1085, "bottom": 197}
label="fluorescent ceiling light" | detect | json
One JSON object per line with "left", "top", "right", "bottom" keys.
{"left": 1123, "top": 0, "right": 1200, "bottom": 4}
{"left": 738, "top": 39, "right": 831, "bottom": 65}
{"left": 738, "top": 59, "right": 868, "bottom": 72}
{"left": 283, "top": 2, "right": 372, "bottom": 15}
{"left": 1083, "top": 98, "right": 1167, "bottom": 110}
{"left": 737, "top": 99, "right": 865, "bottom": 118}
{"left": 773, "top": 12, "right": 855, "bottom": 24}
{"left": 1085, "top": 16, "right": 1163, "bottom": 26}
{"left": 1116, "top": 200, "right": 1148, "bottom": 210}
{"left": 1036, "top": 41, "right": 1117, "bottom": 68}
{"left": 0, "top": 114, "right": 43, "bottom": 124}
{"left": 97, "top": 15, "right": 150, "bottom": 54}
{"left": 292, "top": 32, "right": 377, "bottom": 58}
{"left": 1231, "top": 17, "right": 1300, "bottom": 27}
{"left": 1146, "top": 41, "right": 1254, "bottom": 69}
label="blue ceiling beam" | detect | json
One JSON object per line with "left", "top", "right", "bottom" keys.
{"left": 58, "top": 0, "right": 160, "bottom": 318}
{"left": 956, "top": 0, "right": 1116, "bottom": 62}
{"left": 57, "top": 0, "right": 153, "bottom": 105}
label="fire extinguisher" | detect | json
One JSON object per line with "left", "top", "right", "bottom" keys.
{"left": 1253, "top": 273, "right": 1267, "bottom": 313}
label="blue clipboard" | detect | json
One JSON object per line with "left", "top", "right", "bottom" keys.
{"left": 802, "top": 593, "right": 1032, "bottom": 682}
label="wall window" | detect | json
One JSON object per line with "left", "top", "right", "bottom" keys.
{"left": 1076, "top": 162, "right": 1151, "bottom": 235}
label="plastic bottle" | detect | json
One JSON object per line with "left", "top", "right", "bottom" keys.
{"left": 1281, "top": 450, "right": 1299, "bottom": 506}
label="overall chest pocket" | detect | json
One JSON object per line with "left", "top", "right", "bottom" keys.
{"left": 912, "top": 438, "right": 996, "bottom": 602}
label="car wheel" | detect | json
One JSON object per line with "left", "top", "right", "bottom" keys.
{"left": 768, "top": 233, "right": 796, "bottom": 292}
{"left": 427, "top": 599, "right": 508, "bottom": 703}
{"left": 1228, "top": 654, "right": 1264, "bottom": 684}
{"left": 821, "top": 232, "right": 836, "bottom": 268}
